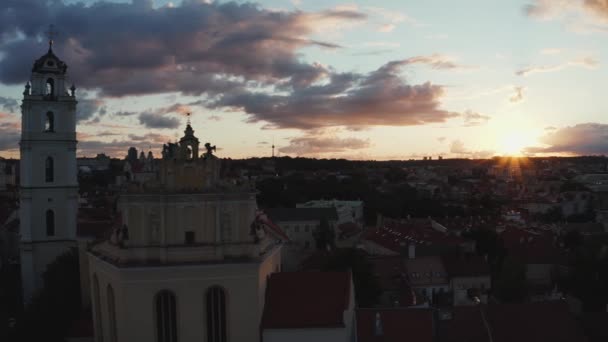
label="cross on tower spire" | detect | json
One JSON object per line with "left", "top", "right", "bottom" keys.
{"left": 45, "top": 24, "right": 59, "bottom": 50}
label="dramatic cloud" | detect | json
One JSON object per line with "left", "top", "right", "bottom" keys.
{"left": 462, "top": 110, "right": 491, "bottom": 126}
{"left": 524, "top": 0, "right": 575, "bottom": 19}
{"left": 77, "top": 98, "right": 105, "bottom": 122}
{"left": 404, "top": 54, "right": 471, "bottom": 70}
{"left": 209, "top": 59, "right": 458, "bottom": 130}
{"left": 524, "top": 1, "right": 608, "bottom": 31}
{"left": 525, "top": 123, "right": 608, "bottom": 155}
{"left": 0, "top": 1, "right": 365, "bottom": 97}
{"left": 0, "top": 97, "right": 18, "bottom": 113}
{"left": 450, "top": 139, "right": 494, "bottom": 158}
{"left": 515, "top": 57, "right": 598, "bottom": 76}
{"left": 510, "top": 86, "right": 525, "bottom": 103}
{"left": 279, "top": 134, "right": 370, "bottom": 155}
{"left": 138, "top": 112, "right": 180, "bottom": 129}
{"left": 113, "top": 111, "right": 137, "bottom": 117}
{"left": 584, "top": 0, "right": 608, "bottom": 20}
{"left": 78, "top": 132, "right": 172, "bottom": 156}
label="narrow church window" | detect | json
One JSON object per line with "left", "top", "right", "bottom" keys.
{"left": 206, "top": 286, "right": 227, "bottom": 342}
{"left": 45, "top": 111, "right": 54, "bottom": 132}
{"left": 155, "top": 290, "right": 177, "bottom": 342}
{"left": 107, "top": 285, "right": 117, "bottom": 342}
{"left": 92, "top": 275, "right": 104, "bottom": 342}
{"left": 46, "top": 78, "right": 54, "bottom": 96}
{"left": 185, "top": 231, "right": 195, "bottom": 244}
{"left": 46, "top": 210, "right": 55, "bottom": 236}
{"left": 45, "top": 156, "right": 54, "bottom": 182}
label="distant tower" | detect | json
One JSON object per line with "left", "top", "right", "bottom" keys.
{"left": 272, "top": 137, "right": 275, "bottom": 158}
{"left": 19, "top": 30, "right": 78, "bottom": 302}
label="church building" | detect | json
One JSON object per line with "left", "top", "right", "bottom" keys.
{"left": 19, "top": 38, "right": 79, "bottom": 301}
{"left": 88, "top": 121, "right": 284, "bottom": 342}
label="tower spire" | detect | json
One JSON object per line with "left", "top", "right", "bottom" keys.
{"left": 187, "top": 112, "right": 191, "bottom": 126}
{"left": 45, "top": 24, "right": 58, "bottom": 51}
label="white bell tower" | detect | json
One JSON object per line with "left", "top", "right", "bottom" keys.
{"left": 19, "top": 35, "right": 78, "bottom": 301}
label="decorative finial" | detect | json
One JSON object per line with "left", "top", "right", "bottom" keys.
{"left": 70, "top": 84, "right": 76, "bottom": 97}
{"left": 45, "top": 25, "right": 59, "bottom": 51}
{"left": 186, "top": 112, "right": 191, "bottom": 126}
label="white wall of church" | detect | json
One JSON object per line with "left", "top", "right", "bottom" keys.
{"left": 89, "top": 246, "right": 281, "bottom": 342}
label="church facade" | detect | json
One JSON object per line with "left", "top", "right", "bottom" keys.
{"left": 19, "top": 42, "right": 79, "bottom": 301}
{"left": 88, "top": 123, "right": 283, "bottom": 342}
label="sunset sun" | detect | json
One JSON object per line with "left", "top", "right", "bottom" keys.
{"left": 497, "top": 131, "right": 537, "bottom": 156}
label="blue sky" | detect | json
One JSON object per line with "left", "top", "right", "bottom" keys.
{"left": 1, "top": 0, "right": 608, "bottom": 159}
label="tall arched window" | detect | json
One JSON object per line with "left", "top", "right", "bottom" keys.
{"left": 107, "top": 285, "right": 117, "bottom": 342}
{"left": 155, "top": 290, "right": 177, "bottom": 342}
{"left": 206, "top": 286, "right": 227, "bottom": 342}
{"left": 46, "top": 210, "right": 55, "bottom": 236}
{"left": 45, "top": 111, "right": 54, "bottom": 132}
{"left": 46, "top": 78, "right": 54, "bottom": 96}
{"left": 45, "top": 156, "right": 54, "bottom": 182}
{"left": 92, "top": 275, "right": 104, "bottom": 342}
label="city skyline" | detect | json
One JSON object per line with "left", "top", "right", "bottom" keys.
{"left": 1, "top": 0, "right": 608, "bottom": 160}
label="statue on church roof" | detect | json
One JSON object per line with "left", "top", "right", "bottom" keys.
{"left": 203, "top": 143, "right": 217, "bottom": 159}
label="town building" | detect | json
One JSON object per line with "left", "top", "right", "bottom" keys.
{"left": 265, "top": 207, "right": 338, "bottom": 250}
{"left": 296, "top": 199, "right": 364, "bottom": 226}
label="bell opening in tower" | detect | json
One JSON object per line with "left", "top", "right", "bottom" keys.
{"left": 45, "top": 78, "right": 55, "bottom": 97}
{"left": 45, "top": 111, "right": 54, "bottom": 132}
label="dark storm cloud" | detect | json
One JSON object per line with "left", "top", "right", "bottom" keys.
{"left": 209, "top": 59, "right": 457, "bottom": 130}
{"left": 77, "top": 98, "right": 105, "bottom": 122}
{"left": 0, "top": 1, "right": 364, "bottom": 96}
{"left": 525, "top": 123, "right": 608, "bottom": 155}
{"left": 0, "top": 1, "right": 467, "bottom": 132}
{"left": 138, "top": 112, "right": 180, "bottom": 129}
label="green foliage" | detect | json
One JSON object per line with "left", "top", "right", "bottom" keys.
{"left": 538, "top": 206, "right": 563, "bottom": 223}
{"left": 561, "top": 245, "right": 608, "bottom": 311}
{"left": 493, "top": 257, "right": 528, "bottom": 303}
{"left": 313, "top": 218, "right": 335, "bottom": 251}
{"left": 18, "top": 248, "right": 81, "bottom": 342}
{"left": 311, "top": 248, "right": 381, "bottom": 307}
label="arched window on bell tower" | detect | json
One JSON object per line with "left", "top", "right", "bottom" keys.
{"left": 155, "top": 290, "right": 178, "bottom": 342}
{"left": 206, "top": 286, "right": 227, "bottom": 342}
{"left": 46, "top": 210, "right": 55, "bottom": 236}
{"left": 45, "top": 111, "right": 55, "bottom": 132}
{"left": 45, "top": 78, "right": 55, "bottom": 96}
{"left": 45, "top": 156, "right": 54, "bottom": 182}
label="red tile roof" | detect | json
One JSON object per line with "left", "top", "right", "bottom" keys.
{"left": 257, "top": 211, "right": 290, "bottom": 241}
{"left": 262, "top": 271, "right": 351, "bottom": 329}
{"left": 362, "top": 218, "right": 466, "bottom": 254}
{"left": 356, "top": 308, "right": 434, "bottom": 342}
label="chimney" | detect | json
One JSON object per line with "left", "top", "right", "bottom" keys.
{"left": 374, "top": 312, "right": 383, "bottom": 336}
{"left": 408, "top": 243, "right": 416, "bottom": 259}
